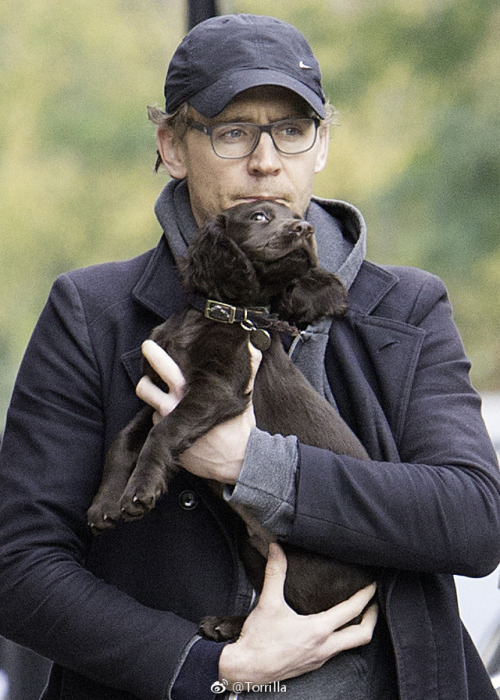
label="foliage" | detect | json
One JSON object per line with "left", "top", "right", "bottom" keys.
{"left": 0, "top": 0, "right": 186, "bottom": 421}
{"left": 238, "top": 0, "right": 500, "bottom": 390}
{"left": 1, "top": 0, "right": 499, "bottom": 424}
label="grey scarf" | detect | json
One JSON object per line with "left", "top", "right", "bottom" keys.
{"left": 154, "top": 180, "right": 367, "bottom": 403}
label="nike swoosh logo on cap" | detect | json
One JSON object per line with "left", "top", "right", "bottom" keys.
{"left": 299, "top": 60, "right": 313, "bottom": 70}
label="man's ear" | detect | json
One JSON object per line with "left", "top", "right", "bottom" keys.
{"left": 314, "top": 124, "right": 330, "bottom": 174}
{"left": 156, "top": 127, "right": 187, "bottom": 180}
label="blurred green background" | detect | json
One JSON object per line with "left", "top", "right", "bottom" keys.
{"left": 1, "top": 0, "right": 499, "bottom": 426}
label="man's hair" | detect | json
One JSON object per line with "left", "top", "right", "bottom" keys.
{"left": 147, "top": 101, "right": 338, "bottom": 173}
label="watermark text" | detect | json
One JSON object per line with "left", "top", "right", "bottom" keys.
{"left": 211, "top": 679, "right": 287, "bottom": 694}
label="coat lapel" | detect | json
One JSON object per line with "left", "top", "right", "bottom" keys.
{"left": 121, "top": 235, "right": 187, "bottom": 388}
{"left": 350, "top": 314, "right": 425, "bottom": 447}
{"left": 131, "top": 235, "right": 187, "bottom": 321}
{"left": 326, "top": 261, "right": 425, "bottom": 458}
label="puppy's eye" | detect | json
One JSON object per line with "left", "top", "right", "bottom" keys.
{"left": 250, "top": 211, "right": 269, "bottom": 222}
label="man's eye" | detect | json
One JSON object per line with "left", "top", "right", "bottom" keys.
{"left": 215, "top": 125, "right": 249, "bottom": 143}
{"left": 282, "top": 126, "right": 301, "bottom": 137}
{"left": 226, "top": 128, "right": 244, "bottom": 140}
{"left": 250, "top": 211, "right": 269, "bottom": 222}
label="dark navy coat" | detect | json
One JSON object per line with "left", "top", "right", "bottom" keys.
{"left": 0, "top": 230, "right": 499, "bottom": 699}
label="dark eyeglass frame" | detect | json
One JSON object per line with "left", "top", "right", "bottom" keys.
{"left": 186, "top": 117, "right": 321, "bottom": 159}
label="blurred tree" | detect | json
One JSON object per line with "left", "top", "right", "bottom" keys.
{"left": 364, "top": 1, "right": 500, "bottom": 388}
{"left": 237, "top": 0, "right": 500, "bottom": 390}
{"left": 0, "top": 0, "right": 186, "bottom": 421}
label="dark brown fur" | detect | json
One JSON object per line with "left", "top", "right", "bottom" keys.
{"left": 87, "top": 201, "right": 375, "bottom": 641}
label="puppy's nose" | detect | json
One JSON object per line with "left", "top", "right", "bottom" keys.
{"left": 290, "top": 221, "right": 313, "bottom": 237}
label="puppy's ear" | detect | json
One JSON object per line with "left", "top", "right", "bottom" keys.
{"left": 180, "top": 214, "right": 260, "bottom": 301}
{"left": 278, "top": 268, "right": 348, "bottom": 327}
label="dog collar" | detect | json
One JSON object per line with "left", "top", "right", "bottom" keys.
{"left": 186, "top": 293, "right": 300, "bottom": 341}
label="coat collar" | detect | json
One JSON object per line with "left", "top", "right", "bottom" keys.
{"left": 348, "top": 260, "right": 399, "bottom": 315}
{"left": 132, "top": 234, "right": 187, "bottom": 322}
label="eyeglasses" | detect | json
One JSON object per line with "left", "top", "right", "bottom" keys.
{"left": 186, "top": 117, "right": 321, "bottom": 159}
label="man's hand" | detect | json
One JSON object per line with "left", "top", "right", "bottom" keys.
{"left": 135, "top": 339, "right": 262, "bottom": 485}
{"left": 219, "top": 543, "right": 378, "bottom": 687}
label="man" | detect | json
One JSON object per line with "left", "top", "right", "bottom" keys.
{"left": 0, "top": 13, "right": 499, "bottom": 700}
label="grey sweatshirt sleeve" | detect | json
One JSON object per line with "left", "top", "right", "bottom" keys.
{"left": 223, "top": 427, "right": 299, "bottom": 538}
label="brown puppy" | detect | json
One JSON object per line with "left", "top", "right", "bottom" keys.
{"left": 87, "top": 201, "right": 375, "bottom": 641}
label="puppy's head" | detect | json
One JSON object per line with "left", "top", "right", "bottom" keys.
{"left": 221, "top": 201, "right": 318, "bottom": 269}
{"left": 180, "top": 201, "right": 318, "bottom": 307}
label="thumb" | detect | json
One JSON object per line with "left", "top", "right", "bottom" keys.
{"left": 258, "top": 543, "right": 288, "bottom": 604}
{"left": 246, "top": 340, "right": 263, "bottom": 393}
{"left": 141, "top": 340, "right": 186, "bottom": 396}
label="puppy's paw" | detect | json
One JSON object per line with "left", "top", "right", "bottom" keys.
{"left": 87, "top": 500, "right": 122, "bottom": 535}
{"left": 119, "top": 470, "right": 166, "bottom": 521}
{"left": 198, "top": 615, "right": 246, "bottom": 642}
{"left": 280, "top": 269, "right": 348, "bottom": 326}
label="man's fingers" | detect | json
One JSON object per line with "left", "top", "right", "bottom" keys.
{"left": 319, "top": 582, "right": 377, "bottom": 631}
{"left": 360, "top": 601, "right": 378, "bottom": 629}
{"left": 326, "top": 602, "right": 378, "bottom": 654}
{"left": 136, "top": 341, "right": 186, "bottom": 417}
{"left": 258, "top": 542, "right": 288, "bottom": 604}
{"left": 246, "top": 340, "right": 262, "bottom": 393}
{"left": 141, "top": 340, "right": 186, "bottom": 395}
{"left": 136, "top": 375, "right": 180, "bottom": 417}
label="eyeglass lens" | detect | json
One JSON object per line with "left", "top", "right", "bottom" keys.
{"left": 210, "top": 119, "right": 318, "bottom": 158}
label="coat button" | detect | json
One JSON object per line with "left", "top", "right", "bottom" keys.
{"left": 179, "top": 490, "right": 198, "bottom": 510}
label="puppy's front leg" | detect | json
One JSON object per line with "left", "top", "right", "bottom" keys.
{"left": 280, "top": 267, "right": 347, "bottom": 325}
{"left": 119, "top": 379, "right": 250, "bottom": 521}
{"left": 87, "top": 405, "right": 154, "bottom": 533}
{"left": 199, "top": 615, "right": 247, "bottom": 642}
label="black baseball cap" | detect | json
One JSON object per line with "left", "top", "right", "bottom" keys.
{"left": 164, "top": 14, "right": 326, "bottom": 119}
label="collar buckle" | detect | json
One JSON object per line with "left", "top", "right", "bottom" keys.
{"left": 204, "top": 299, "right": 237, "bottom": 324}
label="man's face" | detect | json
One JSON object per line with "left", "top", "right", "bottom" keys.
{"left": 158, "top": 86, "right": 329, "bottom": 225}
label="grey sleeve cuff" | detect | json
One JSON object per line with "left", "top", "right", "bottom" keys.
{"left": 224, "top": 428, "right": 299, "bottom": 538}
{"left": 169, "top": 635, "right": 227, "bottom": 700}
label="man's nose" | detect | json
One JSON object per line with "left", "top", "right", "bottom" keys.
{"left": 247, "top": 132, "right": 281, "bottom": 175}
